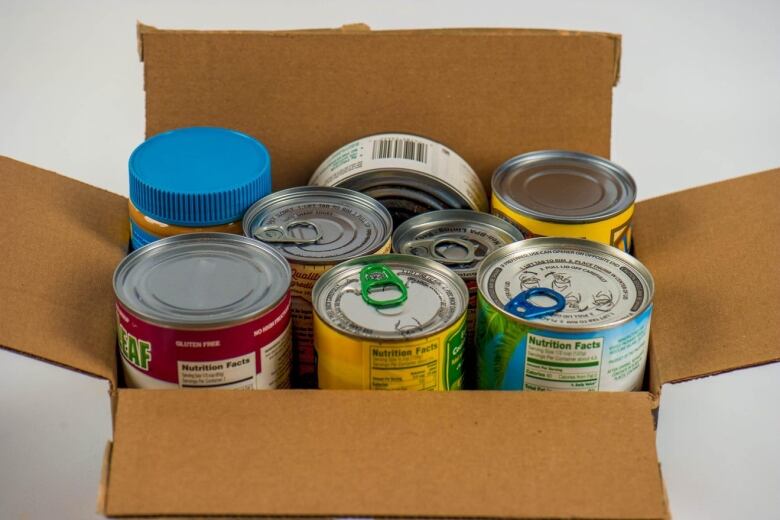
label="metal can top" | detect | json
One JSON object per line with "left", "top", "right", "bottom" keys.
{"left": 113, "top": 233, "right": 291, "bottom": 329}
{"left": 392, "top": 209, "right": 524, "bottom": 278}
{"left": 491, "top": 150, "right": 636, "bottom": 224}
{"left": 242, "top": 187, "right": 393, "bottom": 264}
{"left": 477, "top": 237, "right": 654, "bottom": 331}
{"left": 313, "top": 254, "right": 468, "bottom": 340}
{"left": 129, "top": 127, "right": 271, "bottom": 227}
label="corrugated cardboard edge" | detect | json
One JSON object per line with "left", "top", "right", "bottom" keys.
{"left": 0, "top": 343, "right": 116, "bottom": 390}
{"left": 97, "top": 441, "right": 113, "bottom": 516}
{"left": 136, "top": 22, "right": 621, "bottom": 86}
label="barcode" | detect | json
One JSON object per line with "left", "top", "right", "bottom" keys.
{"left": 371, "top": 138, "right": 429, "bottom": 163}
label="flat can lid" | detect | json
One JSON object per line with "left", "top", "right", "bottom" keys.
{"left": 113, "top": 233, "right": 290, "bottom": 328}
{"left": 313, "top": 254, "right": 468, "bottom": 340}
{"left": 477, "top": 238, "right": 654, "bottom": 331}
{"left": 492, "top": 150, "right": 636, "bottom": 223}
{"left": 243, "top": 187, "right": 392, "bottom": 264}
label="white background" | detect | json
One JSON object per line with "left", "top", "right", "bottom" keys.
{"left": 1, "top": 1, "right": 779, "bottom": 519}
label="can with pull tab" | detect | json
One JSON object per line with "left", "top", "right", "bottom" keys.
{"left": 312, "top": 254, "right": 468, "bottom": 390}
{"left": 391, "top": 210, "right": 523, "bottom": 387}
{"left": 476, "top": 237, "right": 654, "bottom": 391}
{"left": 243, "top": 186, "right": 393, "bottom": 388}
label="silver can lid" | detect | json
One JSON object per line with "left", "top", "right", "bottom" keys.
{"left": 392, "top": 209, "right": 524, "bottom": 278}
{"left": 492, "top": 150, "right": 637, "bottom": 223}
{"left": 477, "top": 237, "right": 653, "bottom": 331}
{"left": 113, "top": 233, "right": 291, "bottom": 328}
{"left": 313, "top": 254, "right": 468, "bottom": 340}
{"left": 243, "top": 187, "right": 393, "bottom": 264}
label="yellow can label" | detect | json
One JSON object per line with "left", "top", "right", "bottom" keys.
{"left": 491, "top": 194, "right": 634, "bottom": 252}
{"left": 314, "top": 312, "right": 466, "bottom": 390}
{"left": 290, "top": 238, "right": 392, "bottom": 386}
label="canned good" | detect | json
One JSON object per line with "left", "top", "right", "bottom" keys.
{"left": 313, "top": 254, "right": 468, "bottom": 390}
{"left": 242, "top": 186, "right": 393, "bottom": 388}
{"left": 309, "top": 133, "right": 488, "bottom": 227}
{"left": 128, "top": 127, "right": 271, "bottom": 250}
{"left": 491, "top": 151, "right": 636, "bottom": 252}
{"left": 476, "top": 237, "right": 654, "bottom": 391}
{"left": 391, "top": 210, "right": 524, "bottom": 388}
{"left": 113, "top": 233, "right": 292, "bottom": 389}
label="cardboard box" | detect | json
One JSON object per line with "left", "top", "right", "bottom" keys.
{"left": 1, "top": 23, "right": 778, "bottom": 519}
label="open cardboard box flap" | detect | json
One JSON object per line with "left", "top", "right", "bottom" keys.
{"left": 1, "top": 23, "right": 778, "bottom": 519}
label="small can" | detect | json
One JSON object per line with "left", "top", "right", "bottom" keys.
{"left": 476, "top": 237, "right": 654, "bottom": 391}
{"left": 113, "top": 233, "right": 292, "bottom": 389}
{"left": 242, "top": 186, "right": 393, "bottom": 388}
{"left": 391, "top": 209, "right": 524, "bottom": 388}
{"left": 491, "top": 150, "right": 637, "bottom": 252}
{"left": 309, "top": 132, "right": 488, "bottom": 228}
{"left": 313, "top": 254, "right": 468, "bottom": 390}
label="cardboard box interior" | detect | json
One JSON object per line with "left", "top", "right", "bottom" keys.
{"left": 1, "top": 23, "right": 778, "bottom": 519}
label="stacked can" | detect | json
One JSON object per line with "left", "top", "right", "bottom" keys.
{"left": 128, "top": 127, "right": 271, "bottom": 250}
{"left": 309, "top": 132, "right": 488, "bottom": 228}
{"left": 243, "top": 186, "right": 393, "bottom": 388}
{"left": 491, "top": 151, "right": 636, "bottom": 252}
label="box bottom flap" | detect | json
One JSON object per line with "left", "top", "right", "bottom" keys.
{"left": 634, "top": 169, "right": 780, "bottom": 392}
{"left": 105, "top": 389, "right": 667, "bottom": 519}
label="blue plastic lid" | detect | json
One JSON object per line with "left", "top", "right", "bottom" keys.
{"left": 129, "top": 127, "right": 271, "bottom": 226}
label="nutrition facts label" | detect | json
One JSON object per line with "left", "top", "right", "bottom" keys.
{"left": 523, "top": 333, "right": 604, "bottom": 391}
{"left": 369, "top": 342, "right": 441, "bottom": 390}
{"left": 177, "top": 353, "right": 257, "bottom": 389}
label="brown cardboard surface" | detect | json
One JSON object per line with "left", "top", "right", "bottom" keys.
{"left": 138, "top": 24, "right": 620, "bottom": 190}
{"left": 104, "top": 389, "right": 666, "bottom": 519}
{"left": 0, "top": 156, "right": 127, "bottom": 386}
{"left": 634, "top": 169, "right": 780, "bottom": 392}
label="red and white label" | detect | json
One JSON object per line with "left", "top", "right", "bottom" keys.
{"left": 116, "top": 293, "right": 292, "bottom": 389}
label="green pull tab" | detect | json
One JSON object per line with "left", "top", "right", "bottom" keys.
{"left": 360, "top": 263, "right": 408, "bottom": 308}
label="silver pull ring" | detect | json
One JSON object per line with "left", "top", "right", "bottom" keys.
{"left": 253, "top": 220, "right": 323, "bottom": 245}
{"left": 402, "top": 238, "right": 482, "bottom": 264}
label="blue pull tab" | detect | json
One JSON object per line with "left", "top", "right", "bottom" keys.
{"left": 504, "top": 287, "right": 566, "bottom": 319}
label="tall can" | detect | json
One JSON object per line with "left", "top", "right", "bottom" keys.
{"left": 391, "top": 209, "right": 524, "bottom": 388}
{"left": 243, "top": 187, "right": 393, "bottom": 388}
{"left": 309, "top": 132, "right": 488, "bottom": 228}
{"left": 113, "top": 233, "right": 292, "bottom": 389}
{"left": 313, "top": 254, "right": 468, "bottom": 390}
{"left": 491, "top": 151, "right": 637, "bottom": 252}
{"left": 476, "top": 237, "right": 654, "bottom": 391}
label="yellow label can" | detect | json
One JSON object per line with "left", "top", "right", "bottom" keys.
{"left": 491, "top": 151, "right": 636, "bottom": 252}
{"left": 312, "top": 254, "right": 468, "bottom": 390}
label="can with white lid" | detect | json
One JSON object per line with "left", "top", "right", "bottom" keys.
{"left": 476, "top": 237, "right": 654, "bottom": 391}
{"left": 491, "top": 150, "right": 636, "bottom": 252}
{"left": 243, "top": 186, "right": 393, "bottom": 388}
{"left": 391, "top": 210, "right": 524, "bottom": 387}
{"left": 113, "top": 233, "right": 292, "bottom": 389}
{"left": 312, "top": 254, "right": 468, "bottom": 390}
{"left": 309, "top": 133, "right": 488, "bottom": 228}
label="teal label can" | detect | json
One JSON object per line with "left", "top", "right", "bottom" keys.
{"left": 475, "top": 238, "right": 654, "bottom": 392}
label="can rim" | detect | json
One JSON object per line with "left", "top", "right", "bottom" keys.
{"left": 391, "top": 209, "right": 525, "bottom": 276}
{"left": 242, "top": 186, "right": 393, "bottom": 265}
{"left": 312, "top": 253, "right": 469, "bottom": 341}
{"left": 113, "top": 233, "right": 291, "bottom": 330}
{"left": 476, "top": 237, "right": 654, "bottom": 332}
{"left": 491, "top": 150, "right": 637, "bottom": 224}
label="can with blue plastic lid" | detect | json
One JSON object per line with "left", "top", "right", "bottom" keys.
{"left": 475, "top": 237, "right": 654, "bottom": 392}
{"left": 128, "top": 127, "right": 271, "bottom": 250}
